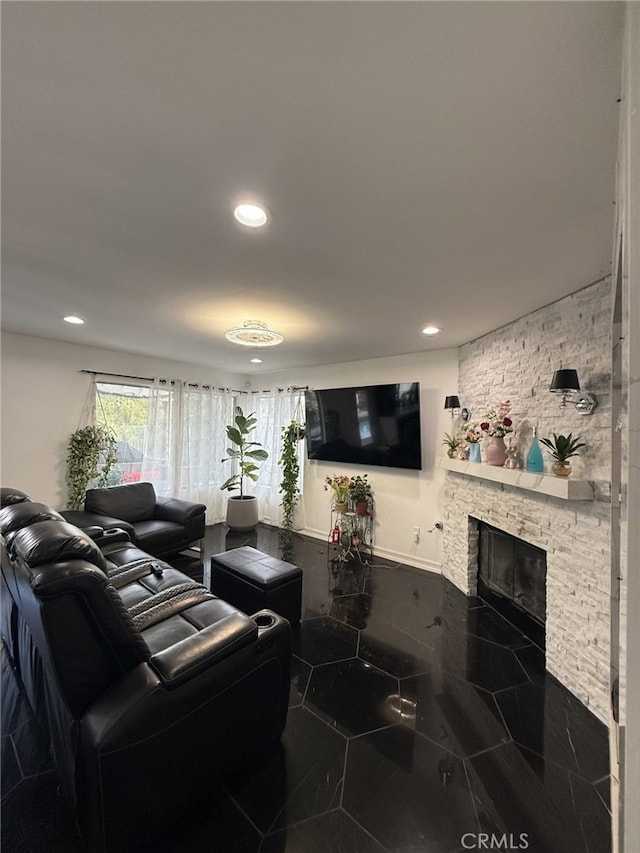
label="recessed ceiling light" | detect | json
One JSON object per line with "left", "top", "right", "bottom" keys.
{"left": 250, "top": 357, "right": 263, "bottom": 364}
{"left": 422, "top": 325, "right": 440, "bottom": 336}
{"left": 233, "top": 203, "right": 269, "bottom": 228}
{"left": 63, "top": 315, "right": 85, "bottom": 325}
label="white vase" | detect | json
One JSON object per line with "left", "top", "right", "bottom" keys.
{"left": 226, "top": 495, "right": 258, "bottom": 531}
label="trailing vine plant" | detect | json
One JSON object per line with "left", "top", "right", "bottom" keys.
{"left": 66, "top": 424, "right": 118, "bottom": 510}
{"left": 279, "top": 421, "right": 305, "bottom": 530}
{"left": 278, "top": 419, "right": 305, "bottom": 559}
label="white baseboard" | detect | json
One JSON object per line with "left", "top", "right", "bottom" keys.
{"left": 301, "top": 526, "right": 441, "bottom": 575}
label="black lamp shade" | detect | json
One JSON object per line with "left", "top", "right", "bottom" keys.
{"left": 550, "top": 369, "right": 580, "bottom": 392}
{"left": 444, "top": 395, "right": 460, "bottom": 410}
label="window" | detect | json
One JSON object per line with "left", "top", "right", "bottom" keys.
{"left": 95, "top": 380, "right": 303, "bottom": 523}
{"left": 96, "top": 383, "right": 156, "bottom": 485}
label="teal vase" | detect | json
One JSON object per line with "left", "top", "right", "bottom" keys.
{"left": 468, "top": 443, "right": 481, "bottom": 463}
{"left": 526, "top": 428, "right": 544, "bottom": 473}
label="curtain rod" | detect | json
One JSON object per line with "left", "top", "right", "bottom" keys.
{"left": 81, "top": 370, "right": 242, "bottom": 393}
{"left": 250, "top": 385, "right": 308, "bottom": 393}
{"left": 81, "top": 371, "right": 308, "bottom": 395}
{"left": 81, "top": 369, "right": 153, "bottom": 382}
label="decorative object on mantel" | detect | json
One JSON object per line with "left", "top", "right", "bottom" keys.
{"left": 324, "top": 475, "right": 350, "bottom": 512}
{"left": 468, "top": 443, "right": 482, "bottom": 464}
{"left": 442, "top": 432, "right": 462, "bottom": 459}
{"left": 539, "top": 432, "right": 586, "bottom": 477}
{"left": 462, "top": 422, "right": 483, "bottom": 463}
{"left": 485, "top": 437, "right": 508, "bottom": 467}
{"left": 525, "top": 425, "right": 545, "bottom": 473}
{"left": 480, "top": 401, "right": 513, "bottom": 466}
{"left": 549, "top": 369, "right": 598, "bottom": 415}
{"left": 503, "top": 444, "right": 523, "bottom": 469}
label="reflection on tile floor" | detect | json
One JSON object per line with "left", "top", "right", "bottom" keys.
{"left": 2, "top": 525, "right": 612, "bottom": 852}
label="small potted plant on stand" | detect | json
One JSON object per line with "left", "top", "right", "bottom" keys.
{"left": 348, "top": 474, "right": 373, "bottom": 517}
{"left": 539, "top": 433, "right": 585, "bottom": 477}
{"left": 221, "top": 407, "right": 269, "bottom": 531}
{"left": 324, "top": 475, "right": 350, "bottom": 512}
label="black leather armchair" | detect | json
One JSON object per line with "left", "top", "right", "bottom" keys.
{"left": 0, "top": 493, "right": 291, "bottom": 852}
{"left": 62, "top": 481, "right": 206, "bottom": 559}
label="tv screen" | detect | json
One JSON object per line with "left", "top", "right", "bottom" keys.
{"left": 305, "top": 382, "right": 422, "bottom": 470}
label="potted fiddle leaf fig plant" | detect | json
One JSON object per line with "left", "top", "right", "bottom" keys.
{"left": 221, "top": 406, "right": 269, "bottom": 531}
{"left": 66, "top": 424, "right": 118, "bottom": 510}
{"left": 539, "top": 432, "right": 585, "bottom": 478}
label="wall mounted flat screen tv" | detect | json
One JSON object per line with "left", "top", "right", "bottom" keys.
{"left": 305, "top": 382, "right": 422, "bottom": 470}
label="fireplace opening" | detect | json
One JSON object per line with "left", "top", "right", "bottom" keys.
{"left": 477, "top": 520, "right": 546, "bottom": 650}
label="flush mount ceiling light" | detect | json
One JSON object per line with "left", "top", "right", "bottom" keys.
{"left": 63, "top": 315, "right": 85, "bottom": 325}
{"left": 225, "top": 320, "right": 284, "bottom": 347}
{"left": 250, "top": 357, "right": 263, "bottom": 364}
{"left": 422, "top": 325, "right": 440, "bottom": 336}
{"left": 233, "top": 203, "right": 269, "bottom": 228}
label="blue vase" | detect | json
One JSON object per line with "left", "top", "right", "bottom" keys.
{"left": 526, "top": 427, "right": 544, "bottom": 473}
{"left": 468, "top": 443, "right": 481, "bottom": 463}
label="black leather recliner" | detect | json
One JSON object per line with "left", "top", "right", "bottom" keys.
{"left": 0, "top": 490, "right": 291, "bottom": 852}
{"left": 62, "top": 481, "right": 206, "bottom": 559}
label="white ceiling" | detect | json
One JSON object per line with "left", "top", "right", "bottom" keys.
{"left": 1, "top": 1, "right": 624, "bottom": 374}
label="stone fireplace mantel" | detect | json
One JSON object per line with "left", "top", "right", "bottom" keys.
{"left": 437, "top": 456, "right": 594, "bottom": 501}
{"left": 441, "top": 460, "right": 609, "bottom": 722}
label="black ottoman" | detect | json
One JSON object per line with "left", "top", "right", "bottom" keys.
{"left": 210, "top": 546, "right": 303, "bottom": 625}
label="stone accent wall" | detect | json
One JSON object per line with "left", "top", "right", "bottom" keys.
{"left": 458, "top": 277, "right": 612, "bottom": 498}
{"left": 443, "top": 278, "right": 612, "bottom": 724}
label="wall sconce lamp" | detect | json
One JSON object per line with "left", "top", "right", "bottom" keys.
{"left": 444, "top": 395, "right": 471, "bottom": 421}
{"left": 549, "top": 369, "right": 598, "bottom": 415}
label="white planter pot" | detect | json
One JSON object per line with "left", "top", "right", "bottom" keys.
{"left": 226, "top": 495, "right": 259, "bottom": 532}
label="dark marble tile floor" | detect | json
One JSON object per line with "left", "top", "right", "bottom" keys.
{"left": 1, "top": 525, "right": 612, "bottom": 852}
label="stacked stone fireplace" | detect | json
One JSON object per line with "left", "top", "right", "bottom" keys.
{"left": 442, "top": 278, "right": 613, "bottom": 725}
{"left": 442, "top": 475, "right": 610, "bottom": 723}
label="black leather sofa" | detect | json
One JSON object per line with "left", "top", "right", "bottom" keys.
{"left": 62, "top": 481, "right": 206, "bottom": 559}
{"left": 0, "top": 488, "right": 291, "bottom": 852}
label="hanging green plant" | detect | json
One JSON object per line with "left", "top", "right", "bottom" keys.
{"left": 66, "top": 424, "right": 118, "bottom": 510}
{"left": 279, "top": 420, "right": 303, "bottom": 533}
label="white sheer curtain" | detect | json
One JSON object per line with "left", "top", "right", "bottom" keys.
{"left": 139, "top": 379, "right": 304, "bottom": 527}
{"left": 251, "top": 390, "right": 305, "bottom": 526}
{"left": 180, "top": 383, "right": 236, "bottom": 521}
{"left": 141, "top": 379, "right": 235, "bottom": 520}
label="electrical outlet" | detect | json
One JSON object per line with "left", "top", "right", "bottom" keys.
{"left": 413, "top": 526, "right": 420, "bottom": 543}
